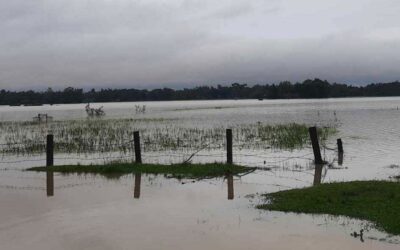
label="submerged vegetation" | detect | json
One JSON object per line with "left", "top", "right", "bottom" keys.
{"left": 257, "top": 181, "right": 400, "bottom": 235}
{"left": 85, "top": 103, "right": 105, "bottom": 117}
{"left": 0, "top": 118, "right": 336, "bottom": 155}
{"left": 27, "top": 163, "right": 253, "bottom": 179}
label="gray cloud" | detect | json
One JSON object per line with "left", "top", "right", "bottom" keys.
{"left": 1, "top": 0, "right": 400, "bottom": 90}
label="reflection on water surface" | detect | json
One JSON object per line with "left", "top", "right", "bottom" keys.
{"left": 2, "top": 98, "right": 400, "bottom": 249}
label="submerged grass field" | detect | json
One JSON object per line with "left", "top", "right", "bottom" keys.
{"left": 27, "top": 163, "right": 254, "bottom": 179}
{"left": 257, "top": 181, "right": 400, "bottom": 235}
{"left": 0, "top": 118, "right": 336, "bottom": 155}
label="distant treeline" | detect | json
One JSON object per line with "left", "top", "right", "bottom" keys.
{"left": 2, "top": 79, "right": 400, "bottom": 105}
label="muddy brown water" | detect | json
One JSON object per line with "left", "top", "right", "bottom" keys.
{"left": 1, "top": 98, "right": 400, "bottom": 249}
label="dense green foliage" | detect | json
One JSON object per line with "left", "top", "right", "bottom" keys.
{"left": 258, "top": 181, "right": 400, "bottom": 235}
{"left": 3, "top": 79, "right": 400, "bottom": 105}
{"left": 27, "top": 163, "right": 253, "bottom": 179}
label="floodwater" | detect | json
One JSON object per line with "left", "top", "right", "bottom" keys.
{"left": 1, "top": 97, "right": 400, "bottom": 249}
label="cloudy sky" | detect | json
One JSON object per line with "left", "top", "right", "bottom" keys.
{"left": 1, "top": 0, "right": 400, "bottom": 90}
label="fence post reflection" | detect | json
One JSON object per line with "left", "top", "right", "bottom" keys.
{"left": 227, "top": 173, "right": 234, "bottom": 200}
{"left": 134, "top": 172, "right": 141, "bottom": 199}
{"left": 46, "top": 171, "right": 54, "bottom": 197}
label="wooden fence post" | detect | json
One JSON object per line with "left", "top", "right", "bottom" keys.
{"left": 313, "top": 164, "right": 323, "bottom": 186}
{"left": 338, "top": 152, "right": 343, "bottom": 166}
{"left": 46, "top": 134, "right": 54, "bottom": 167}
{"left": 134, "top": 131, "right": 142, "bottom": 164}
{"left": 226, "top": 129, "right": 233, "bottom": 164}
{"left": 337, "top": 138, "right": 343, "bottom": 153}
{"left": 337, "top": 138, "right": 344, "bottom": 165}
{"left": 308, "top": 127, "right": 323, "bottom": 164}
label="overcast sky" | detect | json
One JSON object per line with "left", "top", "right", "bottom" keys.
{"left": 1, "top": 0, "right": 400, "bottom": 90}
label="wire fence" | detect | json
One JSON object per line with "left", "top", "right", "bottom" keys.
{"left": 0, "top": 128, "right": 342, "bottom": 169}
{"left": 0, "top": 147, "right": 332, "bottom": 170}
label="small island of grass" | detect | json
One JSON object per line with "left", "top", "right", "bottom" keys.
{"left": 27, "top": 162, "right": 254, "bottom": 179}
{"left": 257, "top": 181, "right": 400, "bottom": 235}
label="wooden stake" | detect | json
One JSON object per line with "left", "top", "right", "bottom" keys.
{"left": 46, "top": 134, "right": 54, "bottom": 167}
{"left": 308, "top": 127, "right": 323, "bottom": 164}
{"left": 226, "top": 129, "right": 233, "bottom": 164}
{"left": 134, "top": 131, "right": 142, "bottom": 164}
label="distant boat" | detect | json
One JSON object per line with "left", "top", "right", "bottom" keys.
{"left": 258, "top": 98, "right": 263, "bottom": 101}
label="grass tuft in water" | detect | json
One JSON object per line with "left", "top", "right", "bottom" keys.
{"left": 257, "top": 181, "right": 400, "bottom": 235}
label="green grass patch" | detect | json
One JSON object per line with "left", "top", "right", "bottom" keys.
{"left": 257, "top": 181, "right": 400, "bottom": 235}
{"left": 27, "top": 163, "right": 253, "bottom": 179}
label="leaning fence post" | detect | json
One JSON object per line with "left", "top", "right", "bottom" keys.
{"left": 337, "top": 138, "right": 343, "bottom": 153}
{"left": 226, "top": 129, "right": 233, "bottom": 164}
{"left": 46, "top": 134, "right": 54, "bottom": 167}
{"left": 134, "top": 131, "right": 142, "bottom": 164}
{"left": 313, "top": 164, "right": 323, "bottom": 186}
{"left": 338, "top": 151, "right": 344, "bottom": 166}
{"left": 308, "top": 127, "right": 323, "bottom": 164}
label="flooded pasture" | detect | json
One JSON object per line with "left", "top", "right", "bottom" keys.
{"left": 1, "top": 97, "right": 400, "bottom": 249}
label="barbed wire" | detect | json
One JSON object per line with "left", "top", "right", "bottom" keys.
{"left": 0, "top": 151, "right": 319, "bottom": 164}
{"left": 322, "top": 145, "right": 337, "bottom": 151}
{"left": 0, "top": 135, "right": 339, "bottom": 167}
{"left": 0, "top": 185, "right": 46, "bottom": 191}
{"left": 54, "top": 153, "right": 138, "bottom": 161}
{"left": 0, "top": 142, "right": 46, "bottom": 146}
{"left": 0, "top": 151, "right": 218, "bottom": 163}
{"left": 0, "top": 158, "right": 46, "bottom": 164}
